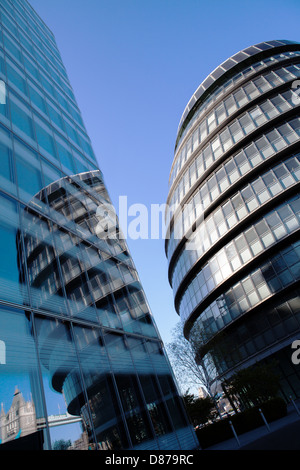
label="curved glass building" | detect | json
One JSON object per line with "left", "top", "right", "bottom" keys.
{"left": 0, "top": 0, "right": 197, "bottom": 450}
{"left": 166, "top": 40, "right": 300, "bottom": 400}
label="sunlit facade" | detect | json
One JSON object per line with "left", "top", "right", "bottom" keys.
{"left": 166, "top": 40, "right": 300, "bottom": 400}
{"left": 0, "top": 0, "right": 197, "bottom": 450}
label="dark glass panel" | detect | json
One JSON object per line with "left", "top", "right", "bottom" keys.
{"left": 116, "top": 374, "right": 153, "bottom": 445}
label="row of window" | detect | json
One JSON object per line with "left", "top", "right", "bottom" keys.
{"left": 1, "top": 46, "right": 77, "bottom": 135}
{"left": 191, "top": 284, "right": 300, "bottom": 376}
{"left": 169, "top": 79, "right": 300, "bottom": 212}
{"left": 9, "top": 0, "right": 56, "bottom": 46}
{"left": 0, "top": 44, "right": 92, "bottom": 161}
{"left": 1, "top": 0, "right": 69, "bottom": 92}
{"left": 182, "top": 238, "right": 300, "bottom": 340}
{"left": 0, "top": 17, "right": 70, "bottom": 102}
{"left": 170, "top": 154, "right": 300, "bottom": 290}
{"left": 178, "top": 198, "right": 300, "bottom": 322}
{"left": 167, "top": 117, "right": 300, "bottom": 261}
{"left": 202, "top": 292, "right": 300, "bottom": 377}
{"left": 0, "top": 122, "right": 97, "bottom": 211}
{"left": 0, "top": 5, "right": 92, "bottom": 161}
{"left": 174, "top": 50, "right": 300, "bottom": 159}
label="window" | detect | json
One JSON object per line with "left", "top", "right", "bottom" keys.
{"left": 6, "top": 61, "right": 27, "bottom": 95}
{"left": 10, "top": 94, "right": 35, "bottom": 144}
{"left": 0, "top": 126, "right": 15, "bottom": 195}
{"left": 28, "top": 82, "right": 47, "bottom": 114}
{"left": 34, "top": 115, "right": 58, "bottom": 160}
{"left": 15, "top": 140, "right": 43, "bottom": 203}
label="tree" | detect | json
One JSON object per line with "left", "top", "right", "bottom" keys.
{"left": 223, "top": 362, "right": 280, "bottom": 410}
{"left": 166, "top": 322, "right": 218, "bottom": 398}
{"left": 166, "top": 318, "right": 247, "bottom": 420}
{"left": 52, "top": 439, "right": 72, "bottom": 450}
{"left": 182, "top": 391, "right": 217, "bottom": 426}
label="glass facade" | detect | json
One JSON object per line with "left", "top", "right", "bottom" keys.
{"left": 0, "top": 0, "right": 197, "bottom": 450}
{"left": 166, "top": 40, "right": 300, "bottom": 401}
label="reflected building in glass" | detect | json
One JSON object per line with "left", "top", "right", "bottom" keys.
{"left": 166, "top": 40, "right": 300, "bottom": 401}
{"left": 0, "top": 0, "right": 197, "bottom": 450}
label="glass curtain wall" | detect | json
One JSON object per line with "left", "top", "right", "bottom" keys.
{"left": 0, "top": 0, "right": 197, "bottom": 450}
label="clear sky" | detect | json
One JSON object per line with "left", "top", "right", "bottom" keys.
{"left": 30, "top": 0, "right": 300, "bottom": 345}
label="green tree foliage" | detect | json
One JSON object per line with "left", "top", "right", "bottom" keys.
{"left": 52, "top": 439, "right": 72, "bottom": 450}
{"left": 223, "top": 362, "right": 280, "bottom": 409}
{"left": 182, "top": 391, "right": 217, "bottom": 426}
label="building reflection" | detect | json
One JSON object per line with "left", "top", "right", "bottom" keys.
{"left": 11, "top": 170, "right": 195, "bottom": 450}
{"left": 0, "top": 387, "right": 37, "bottom": 444}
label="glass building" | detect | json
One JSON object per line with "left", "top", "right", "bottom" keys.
{"left": 0, "top": 0, "right": 198, "bottom": 450}
{"left": 166, "top": 40, "right": 300, "bottom": 401}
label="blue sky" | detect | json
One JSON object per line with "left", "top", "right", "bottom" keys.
{"left": 30, "top": 0, "right": 300, "bottom": 344}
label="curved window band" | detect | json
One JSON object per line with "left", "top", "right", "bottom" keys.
{"left": 166, "top": 117, "right": 300, "bottom": 261}
{"left": 168, "top": 84, "right": 300, "bottom": 213}
{"left": 170, "top": 154, "right": 300, "bottom": 289}
{"left": 192, "top": 288, "right": 300, "bottom": 376}
{"left": 178, "top": 197, "right": 300, "bottom": 321}
{"left": 171, "top": 55, "right": 300, "bottom": 184}
{"left": 176, "top": 43, "right": 300, "bottom": 148}
{"left": 183, "top": 239, "right": 300, "bottom": 341}
{"left": 185, "top": 242, "right": 300, "bottom": 352}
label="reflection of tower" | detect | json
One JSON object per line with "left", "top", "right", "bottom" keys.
{"left": 0, "top": 388, "right": 37, "bottom": 444}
